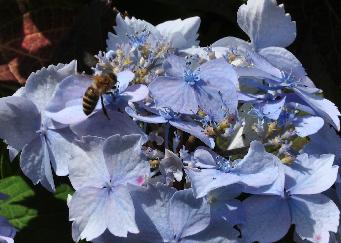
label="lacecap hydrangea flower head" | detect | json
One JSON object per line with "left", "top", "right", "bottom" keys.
{"left": 0, "top": 0, "right": 340, "bottom": 242}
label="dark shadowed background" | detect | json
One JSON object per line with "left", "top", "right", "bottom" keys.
{"left": 0, "top": 0, "right": 340, "bottom": 242}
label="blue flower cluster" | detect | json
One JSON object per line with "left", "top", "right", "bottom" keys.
{"left": 0, "top": 0, "right": 341, "bottom": 242}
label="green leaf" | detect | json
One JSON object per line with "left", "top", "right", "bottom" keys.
{"left": 0, "top": 176, "right": 74, "bottom": 243}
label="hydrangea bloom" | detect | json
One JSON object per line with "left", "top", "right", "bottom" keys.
{"left": 68, "top": 134, "right": 149, "bottom": 241}
{"left": 0, "top": 0, "right": 340, "bottom": 242}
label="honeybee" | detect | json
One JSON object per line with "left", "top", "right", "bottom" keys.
{"left": 82, "top": 73, "right": 117, "bottom": 118}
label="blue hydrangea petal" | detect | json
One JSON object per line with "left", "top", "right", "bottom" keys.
{"left": 46, "top": 100, "right": 90, "bottom": 125}
{"left": 169, "top": 189, "right": 210, "bottom": 240}
{"left": 303, "top": 125, "right": 341, "bottom": 161}
{"left": 23, "top": 60, "right": 77, "bottom": 111}
{"left": 120, "top": 84, "right": 149, "bottom": 103}
{"left": 0, "top": 96, "right": 41, "bottom": 150}
{"left": 130, "top": 184, "right": 176, "bottom": 242}
{"left": 212, "top": 36, "right": 251, "bottom": 49}
{"left": 117, "top": 70, "right": 135, "bottom": 94}
{"left": 71, "top": 110, "right": 147, "bottom": 141}
{"left": 0, "top": 235, "right": 14, "bottom": 243}
{"left": 107, "top": 14, "right": 160, "bottom": 51}
{"left": 149, "top": 76, "right": 198, "bottom": 115}
{"left": 46, "top": 74, "right": 91, "bottom": 113}
{"left": 156, "top": 17, "right": 201, "bottom": 49}
{"left": 290, "top": 194, "right": 340, "bottom": 243}
{"left": 255, "top": 97, "right": 286, "bottom": 121}
{"left": 20, "top": 135, "right": 55, "bottom": 192}
{"left": 259, "top": 47, "right": 306, "bottom": 78}
{"left": 186, "top": 168, "right": 240, "bottom": 199}
{"left": 103, "top": 134, "right": 149, "bottom": 186}
{"left": 169, "top": 120, "right": 215, "bottom": 148}
{"left": 241, "top": 195, "right": 291, "bottom": 242}
{"left": 192, "top": 148, "right": 218, "bottom": 168}
{"left": 125, "top": 106, "right": 168, "bottom": 124}
{"left": 233, "top": 141, "right": 282, "bottom": 190}
{"left": 68, "top": 136, "right": 110, "bottom": 190}
{"left": 106, "top": 185, "right": 139, "bottom": 237}
{"left": 69, "top": 187, "right": 108, "bottom": 241}
{"left": 182, "top": 224, "right": 240, "bottom": 243}
{"left": 0, "top": 216, "right": 16, "bottom": 240}
{"left": 160, "top": 149, "right": 183, "bottom": 184}
{"left": 197, "top": 59, "right": 239, "bottom": 121}
{"left": 45, "top": 128, "right": 80, "bottom": 176}
{"left": 163, "top": 55, "right": 186, "bottom": 78}
{"left": 294, "top": 88, "right": 341, "bottom": 131}
{"left": 237, "top": 0, "right": 296, "bottom": 49}
{"left": 285, "top": 154, "right": 338, "bottom": 195}
{"left": 293, "top": 116, "right": 324, "bottom": 137}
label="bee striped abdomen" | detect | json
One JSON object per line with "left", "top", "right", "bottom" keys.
{"left": 83, "top": 86, "right": 99, "bottom": 115}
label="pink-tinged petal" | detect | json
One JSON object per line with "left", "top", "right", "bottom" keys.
{"left": 68, "top": 136, "right": 110, "bottom": 190}
{"left": 290, "top": 194, "right": 340, "bottom": 243}
{"left": 102, "top": 134, "right": 149, "bottom": 185}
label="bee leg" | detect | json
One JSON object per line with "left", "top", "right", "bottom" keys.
{"left": 100, "top": 95, "right": 110, "bottom": 120}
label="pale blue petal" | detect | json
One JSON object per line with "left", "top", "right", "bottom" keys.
{"left": 130, "top": 183, "right": 176, "bottom": 242}
{"left": 156, "top": 17, "right": 201, "bottom": 49}
{"left": 71, "top": 110, "right": 147, "bottom": 141}
{"left": 120, "top": 84, "right": 149, "bottom": 103}
{"left": 0, "top": 96, "right": 41, "bottom": 150}
{"left": 46, "top": 74, "right": 91, "bottom": 113}
{"left": 163, "top": 55, "right": 186, "bottom": 77}
{"left": 69, "top": 187, "right": 108, "bottom": 241}
{"left": 7, "top": 145, "right": 19, "bottom": 161}
{"left": 23, "top": 61, "right": 77, "bottom": 111}
{"left": 149, "top": 77, "right": 198, "bottom": 115}
{"left": 103, "top": 134, "right": 149, "bottom": 186}
{"left": 170, "top": 120, "right": 215, "bottom": 148}
{"left": 233, "top": 141, "right": 282, "bottom": 189}
{"left": 255, "top": 97, "right": 286, "bottom": 120}
{"left": 68, "top": 136, "right": 110, "bottom": 190}
{"left": 290, "top": 194, "right": 340, "bottom": 243}
{"left": 186, "top": 168, "right": 240, "bottom": 198}
{"left": 20, "top": 135, "right": 55, "bottom": 191}
{"left": 259, "top": 47, "right": 307, "bottom": 78}
{"left": 285, "top": 154, "right": 338, "bottom": 195}
{"left": 45, "top": 101, "right": 90, "bottom": 125}
{"left": 237, "top": 0, "right": 296, "bottom": 49}
{"left": 160, "top": 149, "right": 183, "bottom": 184}
{"left": 117, "top": 70, "right": 135, "bottom": 94}
{"left": 212, "top": 36, "right": 251, "bottom": 49}
{"left": 192, "top": 148, "right": 218, "bottom": 168}
{"left": 294, "top": 116, "right": 324, "bottom": 137}
{"left": 45, "top": 128, "right": 80, "bottom": 176}
{"left": 125, "top": 106, "right": 168, "bottom": 123}
{"left": 169, "top": 189, "right": 210, "bottom": 240}
{"left": 106, "top": 185, "right": 139, "bottom": 237}
{"left": 294, "top": 88, "right": 340, "bottom": 131}
{"left": 303, "top": 125, "right": 341, "bottom": 161}
{"left": 241, "top": 195, "right": 291, "bottom": 242}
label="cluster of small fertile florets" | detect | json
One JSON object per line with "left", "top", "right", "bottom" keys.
{"left": 1, "top": 0, "right": 341, "bottom": 242}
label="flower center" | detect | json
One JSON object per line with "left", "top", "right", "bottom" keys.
{"left": 215, "top": 155, "right": 232, "bottom": 173}
{"left": 159, "top": 107, "right": 177, "bottom": 120}
{"left": 183, "top": 69, "right": 200, "bottom": 86}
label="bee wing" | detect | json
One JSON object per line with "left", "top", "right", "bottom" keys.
{"left": 117, "top": 70, "right": 135, "bottom": 94}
